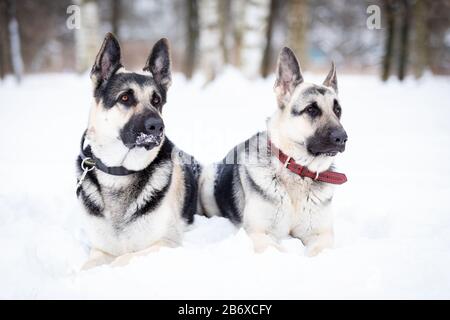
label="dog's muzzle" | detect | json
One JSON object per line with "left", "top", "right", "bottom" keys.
{"left": 120, "top": 113, "right": 165, "bottom": 150}
{"left": 307, "top": 127, "right": 348, "bottom": 157}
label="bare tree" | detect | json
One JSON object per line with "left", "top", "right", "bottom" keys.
{"left": 427, "top": 0, "right": 450, "bottom": 74}
{"left": 5, "top": 0, "right": 24, "bottom": 82}
{"left": 382, "top": 0, "right": 396, "bottom": 81}
{"left": 199, "top": 0, "right": 219, "bottom": 81}
{"left": 75, "top": 0, "right": 100, "bottom": 73}
{"left": 218, "top": 0, "right": 231, "bottom": 65}
{"left": 398, "top": 0, "right": 412, "bottom": 80}
{"left": 184, "top": 0, "right": 199, "bottom": 79}
{"left": 0, "top": 36, "right": 4, "bottom": 79}
{"left": 287, "top": 0, "right": 308, "bottom": 64}
{"left": 413, "top": 0, "right": 429, "bottom": 78}
{"left": 111, "top": 0, "right": 121, "bottom": 37}
{"left": 0, "top": 0, "right": 11, "bottom": 79}
{"left": 261, "top": 0, "right": 280, "bottom": 77}
{"left": 239, "top": 0, "right": 271, "bottom": 78}
{"left": 231, "top": 0, "right": 246, "bottom": 68}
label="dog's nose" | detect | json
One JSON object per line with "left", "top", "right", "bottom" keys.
{"left": 330, "top": 128, "right": 348, "bottom": 146}
{"left": 144, "top": 117, "right": 164, "bottom": 135}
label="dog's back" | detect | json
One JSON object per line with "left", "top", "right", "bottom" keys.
{"left": 200, "top": 131, "right": 270, "bottom": 223}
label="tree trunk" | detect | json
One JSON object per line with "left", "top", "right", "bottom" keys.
{"left": 198, "top": 0, "right": 222, "bottom": 82}
{"left": 184, "top": 0, "right": 199, "bottom": 79}
{"left": 382, "top": 0, "right": 395, "bottom": 81}
{"left": 239, "top": 0, "right": 271, "bottom": 78}
{"left": 260, "top": 0, "right": 279, "bottom": 78}
{"left": 287, "top": 0, "right": 308, "bottom": 65}
{"left": 413, "top": 0, "right": 428, "bottom": 78}
{"left": 0, "top": 0, "right": 10, "bottom": 79}
{"left": 231, "top": 0, "right": 247, "bottom": 68}
{"left": 0, "top": 34, "right": 4, "bottom": 79}
{"left": 398, "top": 0, "right": 411, "bottom": 81}
{"left": 111, "top": 0, "right": 121, "bottom": 37}
{"left": 75, "top": 0, "right": 100, "bottom": 73}
{"left": 218, "top": 0, "right": 231, "bottom": 65}
{"left": 6, "top": 0, "right": 24, "bottom": 82}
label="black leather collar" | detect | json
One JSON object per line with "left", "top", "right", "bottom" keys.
{"left": 79, "top": 130, "right": 138, "bottom": 176}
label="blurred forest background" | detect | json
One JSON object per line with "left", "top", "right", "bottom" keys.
{"left": 0, "top": 0, "right": 449, "bottom": 83}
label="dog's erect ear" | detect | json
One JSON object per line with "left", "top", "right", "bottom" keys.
{"left": 323, "top": 61, "right": 338, "bottom": 93}
{"left": 91, "top": 33, "right": 122, "bottom": 85}
{"left": 274, "top": 47, "right": 303, "bottom": 107}
{"left": 143, "top": 38, "right": 172, "bottom": 90}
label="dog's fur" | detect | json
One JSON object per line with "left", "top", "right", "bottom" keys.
{"left": 200, "top": 47, "right": 347, "bottom": 256}
{"left": 76, "top": 33, "right": 200, "bottom": 268}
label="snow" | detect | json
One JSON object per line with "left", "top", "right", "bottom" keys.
{"left": 1, "top": 68, "right": 450, "bottom": 299}
{"left": 135, "top": 132, "right": 161, "bottom": 145}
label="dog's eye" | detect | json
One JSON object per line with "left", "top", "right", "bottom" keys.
{"left": 119, "top": 90, "right": 135, "bottom": 107}
{"left": 151, "top": 93, "right": 161, "bottom": 107}
{"left": 333, "top": 100, "right": 342, "bottom": 118}
{"left": 305, "top": 103, "right": 321, "bottom": 118}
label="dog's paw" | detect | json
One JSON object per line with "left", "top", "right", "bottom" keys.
{"left": 82, "top": 258, "right": 112, "bottom": 270}
{"left": 305, "top": 241, "right": 332, "bottom": 257}
{"left": 305, "top": 244, "right": 323, "bottom": 257}
{"left": 81, "top": 260, "right": 101, "bottom": 271}
{"left": 250, "top": 233, "right": 285, "bottom": 253}
{"left": 81, "top": 249, "right": 116, "bottom": 270}
{"left": 110, "top": 245, "right": 163, "bottom": 267}
{"left": 303, "top": 231, "right": 334, "bottom": 257}
{"left": 110, "top": 254, "right": 134, "bottom": 268}
{"left": 254, "top": 242, "right": 269, "bottom": 254}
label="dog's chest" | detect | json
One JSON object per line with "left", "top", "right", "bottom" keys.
{"left": 84, "top": 201, "right": 175, "bottom": 256}
{"left": 97, "top": 174, "right": 136, "bottom": 224}
{"left": 102, "top": 186, "right": 135, "bottom": 225}
{"left": 82, "top": 168, "right": 182, "bottom": 256}
{"left": 274, "top": 170, "right": 334, "bottom": 234}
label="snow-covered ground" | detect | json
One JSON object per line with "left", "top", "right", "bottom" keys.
{"left": 1, "top": 69, "right": 450, "bottom": 299}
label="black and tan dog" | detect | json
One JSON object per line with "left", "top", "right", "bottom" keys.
{"left": 76, "top": 33, "right": 200, "bottom": 269}
{"left": 200, "top": 47, "right": 348, "bottom": 256}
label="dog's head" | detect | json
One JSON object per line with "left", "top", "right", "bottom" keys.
{"left": 87, "top": 33, "right": 171, "bottom": 170}
{"left": 270, "top": 47, "right": 347, "bottom": 171}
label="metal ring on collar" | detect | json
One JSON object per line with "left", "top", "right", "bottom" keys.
{"left": 81, "top": 157, "right": 95, "bottom": 171}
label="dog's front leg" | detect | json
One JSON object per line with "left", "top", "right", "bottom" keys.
{"left": 243, "top": 197, "right": 285, "bottom": 253}
{"left": 291, "top": 200, "right": 334, "bottom": 256}
{"left": 82, "top": 248, "right": 116, "bottom": 270}
{"left": 299, "top": 230, "right": 334, "bottom": 257}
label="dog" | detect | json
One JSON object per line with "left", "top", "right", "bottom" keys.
{"left": 200, "top": 47, "right": 348, "bottom": 256}
{"left": 76, "top": 33, "right": 201, "bottom": 269}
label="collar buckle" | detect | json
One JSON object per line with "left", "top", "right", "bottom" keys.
{"left": 283, "top": 156, "right": 292, "bottom": 168}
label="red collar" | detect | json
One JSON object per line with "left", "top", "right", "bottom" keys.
{"left": 268, "top": 140, "right": 347, "bottom": 185}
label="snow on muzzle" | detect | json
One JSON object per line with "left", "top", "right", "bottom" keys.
{"left": 120, "top": 111, "right": 165, "bottom": 150}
